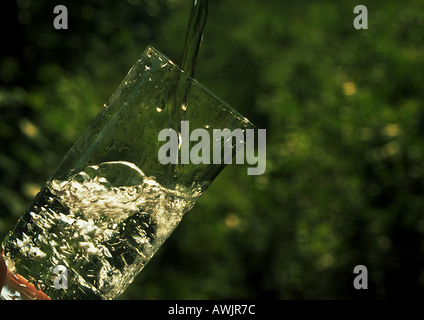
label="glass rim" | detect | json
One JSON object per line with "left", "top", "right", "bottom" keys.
{"left": 145, "top": 45, "right": 256, "bottom": 129}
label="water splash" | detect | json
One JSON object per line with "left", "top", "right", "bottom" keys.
{"left": 2, "top": 161, "right": 198, "bottom": 299}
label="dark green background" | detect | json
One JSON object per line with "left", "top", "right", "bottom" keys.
{"left": 1, "top": 0, "right": 423, "bottom": 299}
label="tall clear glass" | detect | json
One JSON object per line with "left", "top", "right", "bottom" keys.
{"left": 0, "top": 46, "right": 254, "bottom": 300}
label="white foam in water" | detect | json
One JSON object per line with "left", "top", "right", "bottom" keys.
{"left": 51, "top": 162, "right": 154, "bottom": 221}
{"left": 48, "top": 161, "right": 197, "bottom": 240}
{"left": 2, "top": 161, "right": 199, "bottom": 300}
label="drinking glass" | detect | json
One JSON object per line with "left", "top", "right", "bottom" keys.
{"left": 0, "top": 46, "right": 254, "bottom": 300}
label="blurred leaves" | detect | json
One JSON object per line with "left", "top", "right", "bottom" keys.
{"left": 1, "top": 0, "right": 424, "bottom": 299}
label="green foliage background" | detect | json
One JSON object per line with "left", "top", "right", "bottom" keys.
{"left": 1, "top": 0, "right": 424, "bottom": 299}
